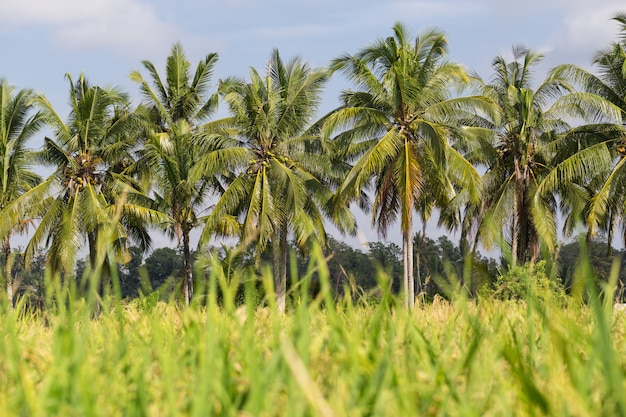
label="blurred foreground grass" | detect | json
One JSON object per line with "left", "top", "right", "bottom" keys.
{"left": 1, "top": 284, "right": 625, "bottom": 416}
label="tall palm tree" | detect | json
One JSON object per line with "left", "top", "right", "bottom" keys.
{"left": 201, "top": 49, "right": 356, "bottom": 313}
{"left": 546, "top": 13, "right": 626, "bottom": 253}
{"left": 35, "top": 74, "right": 155, "bottom": 278}
{"left": 130, "top": 42, "right": 235, "bottom": 305}
{"left": 469, "top": 46, "right": 623, "bottom": 266}
{"left": 325, "top": 23, "right": 484, "bottom": 309}
{"left": 0, "top": 73, "right": 157, "bottom": 290}
{"left": 0, "top": 79, "right": 44, "bottom": 305}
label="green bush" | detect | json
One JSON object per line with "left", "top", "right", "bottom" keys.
{"left": 493, "top": 261, "right": 566, "bottom": 303}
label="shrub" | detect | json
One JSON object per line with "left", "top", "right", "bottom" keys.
{"left": 493, "top": 261, "right": 566, "bottom": 303}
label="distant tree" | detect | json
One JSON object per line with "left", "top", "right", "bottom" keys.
{"left": 557, "top": 238, "right": 626, "bottom": 299}
{"left": 413, "top": 234, "right": 498, "bottom": 298}
{"left": 367, "top": 241, "right": 402, "bottom": 293}
{"left": 325, "top": 237, "right": 373, "bottom": 294}
{"left": 119, "top": 246, "right": 144, "bottom": 298}
{"left": 143, "top": 247, "right": 183, "bottom": 291}
{"left": 10, "top": 249, "right": 46, "bottom": 310}
{"left": 75, "top": 258, "right": 88, "bottom": 290}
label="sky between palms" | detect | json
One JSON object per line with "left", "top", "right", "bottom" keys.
{"left": 0, "top": 0, "right": 624, "bottom": 250}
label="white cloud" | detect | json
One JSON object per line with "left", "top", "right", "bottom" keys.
{"left": 0, "top": 0, "right": 175, "bottom": 54}
{"left": 558, "top": 5, "right": 622, "bottom": 48}
{"left": 544, "top": 3, "right": 624, "bottom": 68}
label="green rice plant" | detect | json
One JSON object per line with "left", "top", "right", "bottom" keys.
{"left": 0, "top": 239, "right": 625, "bottom": 416}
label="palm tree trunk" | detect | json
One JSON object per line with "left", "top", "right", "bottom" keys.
{"left": 415, "top": 221, "right": 427, "bottom": 296}
{"left": 3, "top": 236, "right": 13, "bottom": 308}
{"left": 402, "top": 219, "right": 415, "bottom": 310}
{"left": 518, "top": 166, "right": 533, "bottom": 265}
{"left": 511, "top": 220, "right": 518, "bottom": 268}
{"left": 470, "top": 204, "right": 485, "bottom": 258}
{"left": 606, "top": 209, "right": 615, "bottom": 257}
{"left": 415, "top": 242, "right": 421, "bottom": 298}
{"left": 87, "top": 232, "right": 97, "bottom": 294}
{"left": 408, "top": 227, "right": 415, "bottom": 310}
{"left": 273, "top": 224, "right": 288, "bottom": 314}
{"left": 511, "top": 159, "right": 522, "bottom": 267}
{"left": 182, "top": 226, "right": 193, "bottom": 306}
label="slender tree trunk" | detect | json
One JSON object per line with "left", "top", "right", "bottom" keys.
{"left": 273, "top": 224, "right": 288, "bottom": 314}
{"left": 606, "top": 209, "right": 614, "bottom": 257}
{"left": 408, "top": 226, "right": 415, "bottom": 310}
{"left": 470, "top": 204, "right": 485, "bottom": 258}
{"left": 528, "top": 229, "right": 540, "bottom": 263}
{"left": 511, "top": 158, "right": 523, "bottom": 267}
{"left": 87, "top": 232, "right": 98, "bottom": 295}
{"left": 518, "top": 166, "right": 533, "bottom": 265}
{"left": 415, "top": 243, "right": 421, "bottom": 299}
{"left": 402, "top": 232, "right": 409, "bottom": 309}
{"left": 3, "top": 236, "right": 13, "bottom": 308}
{"left": 402, "top": 217, "right": 415, "bottom": 310}
{"left": 415, "top": 221, "right": 427, "bottom": 296}
{"left": 510, "top": 219, "right": 518, "bottom": 268}
{"left": 182, "top": 226, "right": 193, "bottom": 306}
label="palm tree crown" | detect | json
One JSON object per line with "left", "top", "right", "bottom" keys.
{"left": 202, "top": 49, "right": 355, "bottom": 312}
{"left": 29, "top": 73, "right": 147, "bottom": 276}
{"left": 326, "top": 23, "right": 483, "bottom": 308}
{"left": 131, "top": 42, "right": 224, "bottom": 304}
{"left": 467, "top": 44, "right": 625, "bottom": 266}
{"left": 545, "top": 14, "right": 626, "bottom": 252}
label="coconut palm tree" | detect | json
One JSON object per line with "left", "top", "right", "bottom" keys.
{"left": 200, "top": 49, "right": 356, "bottom": 313}
{"left": 325, "top": 23, "right": 484, "bottom": 309}
{"left": 38, "top": 74, "right": 156, "bottom": 278}
{"left": 545, "top": 13, "right": 626, "bottom": 254}
{"left": 130, "top": 42, "right": 239, "bottom": 304}
{"left": 0, "top": 79, "right": 44, "bottom": 305}
{"left": 0, "top": 73, "right": 158, "bottom": 289}
{"left": 464, "top": 45, "right": 623, "bottom": 266}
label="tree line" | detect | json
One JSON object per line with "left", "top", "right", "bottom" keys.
{"left": 9, "top": 234, "right": 626, "bottom": 310}
{"left": 3, "top": 14, "right": 626, "bottom": 311}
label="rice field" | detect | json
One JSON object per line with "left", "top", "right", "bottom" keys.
{"left": 0, "top": 261, "right": 625, "bottom": 417}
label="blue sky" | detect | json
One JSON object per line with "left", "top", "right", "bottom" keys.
{"left": 1, "top": 0, "right": 625, "bottom": 251}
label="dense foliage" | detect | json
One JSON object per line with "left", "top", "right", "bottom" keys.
{"left": 2, "top": 13, "right": 626, "bottom": 308}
